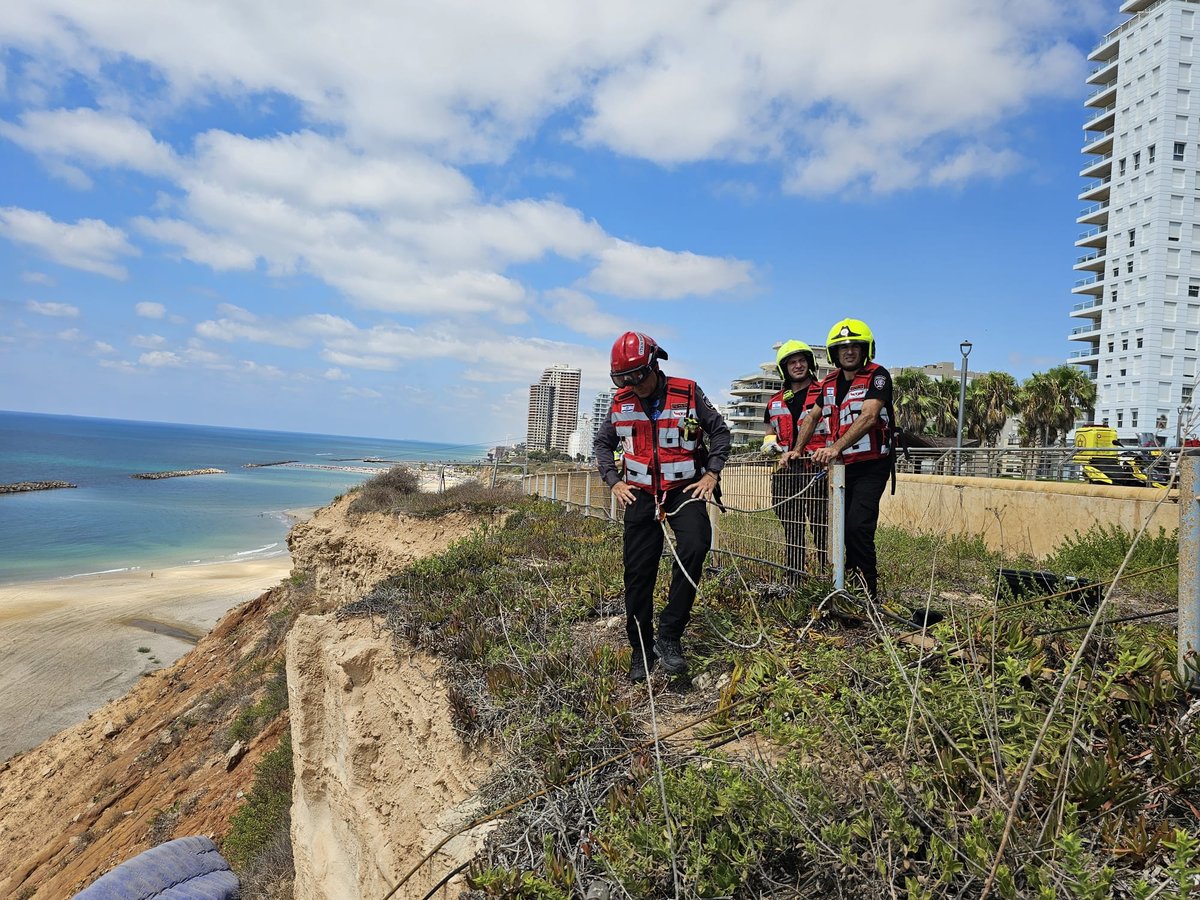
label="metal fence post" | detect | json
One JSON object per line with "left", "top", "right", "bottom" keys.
{"left": 610, "top": 485, "right": 617, "bottom": 520}
{"left": 1180, "top": 451, "right": 1200, "bottom": 687}
{"left": 583, "top": 473, "right": 591, "bottom": 517}
{"left": 550, "top": 472, "right": 557, "bottom": 502}
{"left": 830, "top": 462, "right": 846, "bottom": 592}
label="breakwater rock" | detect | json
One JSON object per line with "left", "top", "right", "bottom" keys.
{"left": 242, "top": 460, "right": 298, "bottom": 468}
{"left": 0, "top": 480, "right": 78, "bottom": 494}
{"left": 130, "top": 468, "right": 224, "bottom": 480}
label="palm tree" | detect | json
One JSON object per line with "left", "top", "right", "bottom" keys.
{"left": 965, "top": 371, "right": 1020, "bottom": 447}
{"left": 930, "top": 377, "right": 961, "bottom": 438}
{"left": 892, "top": 370, "right": 940, "bottom": 435}
{"left": 1019, "top": 366, "right": 1097, "bottom": 446}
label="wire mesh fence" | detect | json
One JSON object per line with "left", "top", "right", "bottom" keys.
{"left": 521, "top": 458, "right": 846, "bottom": 588}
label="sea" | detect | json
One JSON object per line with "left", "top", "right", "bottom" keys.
{"left": 0, "top": 411, "right": 488, "bottom": 584}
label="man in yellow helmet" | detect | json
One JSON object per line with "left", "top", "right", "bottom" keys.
{"left": 764, "top": 340, "right": 828, "bottom": 579}
{"left": 785, "top": 318, "right": 893, "bottom": 601}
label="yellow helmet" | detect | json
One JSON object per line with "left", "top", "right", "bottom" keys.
{"left": 775, "top": 339, "right": 816, "bottom": 380}
{"left": 826, "top": 318, "right": 875, "bottom": 362}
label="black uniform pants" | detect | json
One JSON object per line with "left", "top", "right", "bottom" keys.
{"left": 622, "top": 486, "right": 712, "bottom": 657}
{"left": 771, "top": 463, "right": 828, "bottom": 576}
{"left": 844, "top": 458, "right": 890, "bottom": 599}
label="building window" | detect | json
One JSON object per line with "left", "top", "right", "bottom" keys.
{"left": 1129, "top": 228, "right": 1137, "bottom": 247}
{"left": 1134, "top": 151, "right": 1141, "bottom": 170}
{"left": 1112, "top": 290, "right": 1118, "bottom": 303}
{"left": 1128, "top": 260, "right": 1135, "bottom": 273}
{"left": 1132, "top": 411, "right": 1139, "bottom": 428}
{"left": 1123, "top": 339, "right": 1129, "bottom": 350}
{"left": 1118, "top": 412, "right": 1124, "bottom": 427}
{"left": 1120, "top": 157, "right": 1128, "bottom": 176}
{"left": 1149, "top": 143, "right": 1156, "bottom": 163}
{"left": 1176, "top": 141, "right": 1187, "bottom": 160}
{"left": 1138, "top": 337, "right": 1144, "bottom": 348}
{"left": 1108, "top": 342, "right": 1115, "bottom": 352}
{"left": 1189, "top": 284, "right": 1200, "bottom": 297}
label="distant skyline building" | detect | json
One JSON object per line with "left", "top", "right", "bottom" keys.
{"left": 526, "top": 365, "right": 581, "bottom": 453}
{"left": 1072, "top": 1, "right": 1199, "bottom": 441}
{"left": 567, "top": 414, "right": 592, "bottom": 459}
{"left": 591, "top": 389, "right": 614, "bottom": 446}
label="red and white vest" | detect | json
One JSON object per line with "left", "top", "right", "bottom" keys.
{"left": 767, "top": 381, "right": 826, "bottom": 454}
{"left": 819, "top": 362, "right": 891, "bottom": 463}
{"left": 611, "top": 377, "right": 703, "bottom": 492}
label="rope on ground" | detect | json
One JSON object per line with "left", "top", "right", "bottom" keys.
{"left": 633, "top": 626, "right": 681, "bottom": 899}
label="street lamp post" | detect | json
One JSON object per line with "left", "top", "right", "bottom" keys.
{"left": 955, "top": 340, "right": 973, "bottom": 476}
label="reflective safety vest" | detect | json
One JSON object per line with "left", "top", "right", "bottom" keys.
{"left": 767, "top": 381, "right": 826, "bottom": 454}
{"left": 819, "top": 362, "right": 891, "bottom": 463}
{"left": 610, "top": 377, "right": 703, "bottom": 492}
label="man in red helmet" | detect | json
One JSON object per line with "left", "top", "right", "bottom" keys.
{"left": 594, "top": 331, "right": 731, "bottom": 682}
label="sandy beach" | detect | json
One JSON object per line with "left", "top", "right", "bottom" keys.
{"left": 0, "top": 555, "right": 293, "bottom": 762}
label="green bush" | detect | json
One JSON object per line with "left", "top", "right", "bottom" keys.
{"left": 223, "top": 731, "right": 293, "bottom": 872}
{"left": 347, "top": 465, "right": 420, "bottom": 515}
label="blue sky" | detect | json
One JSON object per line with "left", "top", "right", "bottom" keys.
{"left": 0, "top": 0, "right": 1120, "bottom": 443}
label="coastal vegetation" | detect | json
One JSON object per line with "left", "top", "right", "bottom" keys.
{"left": 321, "top": 491, "right": 1191, "bottom": 899}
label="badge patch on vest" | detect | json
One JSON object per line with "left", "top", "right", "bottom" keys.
{"left": 847, "top": 387, "right": 867, "bottom": 400}
{"left": 873, "top": 374, "right": 887, "bottom": 390}
{"left": 621, "top": 403, "right": 635, "bottom": 411}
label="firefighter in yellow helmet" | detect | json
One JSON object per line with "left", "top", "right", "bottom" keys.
{"left": 764, "top": 340, "right": 829, "bottom": 579}
{"left": 785, "top": 318, "right": 893, "bottom": 601}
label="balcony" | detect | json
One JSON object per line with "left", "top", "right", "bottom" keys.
{"left": 1085, "top": 80, "right": 1118, "bottom": 109}
{"left": 1079, "top": 152, "right": 1112, "bottom": 179}
{"left": 1119, "top": 0, "right": 1157, "bottom": 12}
{"left": 1076, "top": 200, "right": 1109, "bottom": 226}
{"left": 1068, "top": 347, "right": 1100, "bottom": 360}
{"left": 1082, "top": 129, "right": 1114, "bottom": 156}
{"left": 1070, "top": 297, "right": 1104, "bottom": 319}
{"left": 1084, "top": 104, "right": 1116, "bottom": 134}
{"left": 1072, "top": 276, "right": 1105, "bottom": 296}
{"left": 1079, "top": 176, "right": 1111, "bottom": 203}
{"left": 1087, "top": 59, "right": 1118, "bottom": 86}
{"left": 1075, "top": 224, "right": 1109, "bottom": 248}
{"left": 1089, "top": 30, "right": 1119, "bottom": 63}
{"left": 1069, "top": 324, "right": 1102, "bottom": 341}
{"left": 1074, "top": 248, "right": 1107, "bottom": 271}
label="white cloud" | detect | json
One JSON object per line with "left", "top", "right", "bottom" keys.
{"left": 99, "top": 358, "right": 139, "bottom": 374}
{"left": 25, "top": 299, "right": 79, "bottom": 317}
{"left": 138, "top": 350, "right": 182, "bottom": 367}
{"left": 583, "top": 240, "right": 753, "bottom": 300}
{"left": 0, "top": 207, "right": 138, "bottom": 278}
{"left": 135, "top": 301, "right": 165, "bottom": 319}
{"left": 323, "top": 367, "right": 349, "bottom": 381}
{"left": 131, "top": 333, "right": 166, "bottom": 348}
{"left": 92, "top": 341, "right": 115, "bottom": 354}
{"left": 20, "top": 271, "right": 55, "bottom": 286}
{"left": 133, "top": 217, "right": 257, "bottom": 271}
{"left": 240, "top": 360, "right": 285, "bottom": 378}
{"left": 56, "top": 327, "right": 84, "bottom": 341}
{"left": 0, "top": 108, "right": 179, "bottom": 177}
{"left": 342, "top": 386, "right": 383, "bottom": 399}
{"left": 543, "top": 288, "right": 627, "bottom": 339}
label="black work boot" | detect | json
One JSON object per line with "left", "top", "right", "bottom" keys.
{"left": 654, "top": 637, "right": 687, "bottom": 675}
{"left": 628, "top": 649, "right": 657, "bottom": 683}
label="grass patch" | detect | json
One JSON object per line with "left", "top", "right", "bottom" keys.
{"left": 227, "top": 662, "right": 288, "bottom": 745}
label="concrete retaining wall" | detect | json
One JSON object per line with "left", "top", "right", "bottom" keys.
{"left": 883, "top": 473, "right": 1179, "bottom": 558}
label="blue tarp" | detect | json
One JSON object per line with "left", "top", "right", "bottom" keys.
{"left": 72, "top": 835, "right": 239, "bottom": 900}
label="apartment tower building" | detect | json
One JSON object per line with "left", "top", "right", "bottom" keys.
{"left": 726, "top": 344, "right": 834, "bottom": 446}
{"left": 1072, "top": 0, "right": 1200, "bottom": 441}
{"left": 526, "top": 365, "right": 581, "bottom": 453}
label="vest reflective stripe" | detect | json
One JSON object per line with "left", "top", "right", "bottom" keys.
{"left": 818, "top": 363, "right": 890, "bottom": 463}
{"left": 766, "top": 390, "right": 795, "bottom": 452}
{"left": 660, "top": 459, "right": 697, "bottom": 482}
{"left": 610, "top": 377, "right": 704, "bottom": 492}
{"left": 624, "top": 457, "right": 653, "bottom": 485}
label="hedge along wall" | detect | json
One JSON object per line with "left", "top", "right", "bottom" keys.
{"left": 883, "top": 473, "right": 1179, "bottom": 558}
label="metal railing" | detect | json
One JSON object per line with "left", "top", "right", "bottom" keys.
{"left": 895, "top": 446, "right": 1182, "bottom": 484}
{"left": 1077, "top": 224, "right": 1108, "bottom": 240}
{"left": 1082, "top": 131, "right": 1114, "bottom": 151}
{"left": 1084, "top": 104, "right": 1116, "bottom": 125}
{"left": 1072, "top": 298, "right": 1102, "bottom": 311}
{"left": 522, "top": 459, "right": 848, "bottom": 590}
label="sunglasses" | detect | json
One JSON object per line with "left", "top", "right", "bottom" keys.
{"left": 611, "top": 365, "right": 653, "bottom": 388}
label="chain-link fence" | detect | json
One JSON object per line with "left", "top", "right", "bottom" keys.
{"left": 522, "top": 459, "right": 847, "bottom": 589}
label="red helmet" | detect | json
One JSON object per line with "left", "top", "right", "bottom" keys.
{"left": 610, "top": 331, "right": 668, "bottom": 387}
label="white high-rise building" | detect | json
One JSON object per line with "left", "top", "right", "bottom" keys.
{"left": 526, "top": 365, "right": 581, "bottom": 453}
{"left": 1072, "top": 1, "right": 1200, "bottom": 442}
{"left": 591, "top": 390, "right": 614, "bottom": 445}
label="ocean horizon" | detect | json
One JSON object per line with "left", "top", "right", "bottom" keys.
{"left": 0, "top": 410, "right": 488, "bottom": 584}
